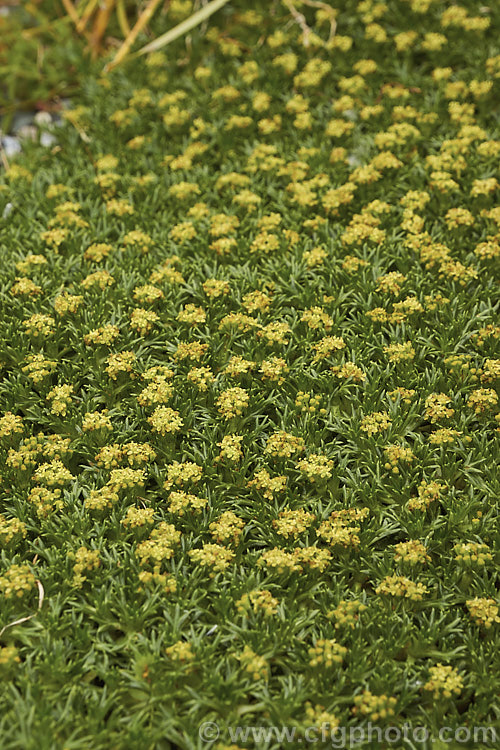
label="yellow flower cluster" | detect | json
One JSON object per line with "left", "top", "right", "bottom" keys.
{"left": 408, "top": 480, "right": 447, "bottom": 512}
{"left": 0, "top": 412, "right": 24, "bottom": 438}
{"left": 33, "top": 459, "right": 73, "bottom": 487}
{"left": 265, "top": 431, "right": 305, "bottom": 458}
{"left": 236, "top": 589, "right": 279, "bottom": 617}
{"left": 273, "top": 509, "right": 315, "bottom": 538}
{"left": 360, "top": 411, "right": 392, "bottom": 436}
{"left": 308, "top": 639, "right": 347, "bottom": 667}
{"left": 165, "top": 640, "right": 195, "bottom": 664}
{"left": 216, "top": 434, "right": 243, "bottom": 463}
{"left": 29, "top": 487, "right": 64, "bottom": 517}
{"left": 376, "top": 575, "right": 428, "bottom": 600}
{"left": 247, "top": 469, "right": 287, "bottom": 499}
{"left": 106, "top": 352, "right": 136, "bottom": 380}
{"left": 296, "top": 453, "right": 333, "bottom": 482}
{"left": 454, "top": 542, "right": 492, "bottom": 566}
{"left": 352, "top": 690, "right": 397, "bottom": 721}
{"left": 317, "top": 509, "right": 369, "bottom": 548}
{"left": 148, "top": 407, "right": 183, "bottom": 435}
{"left": 46, "top": 384, "right": 73, "bottom": 416}
{"left": 0, "top": 564, "right": 36, "bottom": 599}
{"left": 84, "top": 324, "right": 120, "bottom": 347}
{"left": 237, "top": 646, "right": 268, "bottom": 681}
{"left": 423, "top": 664, "right": 463, "bottom": 699}
{"left": 0, "top": 646, "right": 21, "bottom": 670}
{"left": 163, "top": 460, "right": 202, "bottom": 490}
{"left": 383, "top": 444, "right": 415, "bottom": 472}
{"left": 467, "top": 388, "right": 498, "bottom": 414}
{"left": 168, "top": 491, "right": 206, "bottom": 516}
{"left": 0, "top": 514, "right": 26, "bottom": 545}
{"left": 216, "top": 388, "right": 249, "bottom": 420}
{"left": 82, "top": 411, "right": 112, "bottom": 432}
{"left": 188, "top": 544, "right": 235, "bottom": 575}
{"left": 209, "top": 512, "right": 245, "bottom": 544}
{"left": 136, "top": 523, "right": 181, "bottom": 571}
{"left": 466, "top": 598, "right": 500, "bottom": 628}
{"left": 328, "top": 599, "right": 367, "bottom": 629}
{"left": 72, "top": 547, "right": 100, "bottom": 587}
{"left": 21, "top": 354, "right": 57, "bottom": 384}
{"left": 394, "top": 540, "right": 430, "bottom": 565}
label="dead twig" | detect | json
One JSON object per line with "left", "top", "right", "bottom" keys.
{"left": 282, "top": 0, "right": 311, "bottom": 46}
{"left": 90, "top": 0, "right": 116, "bottom": 57}
{"left": 282, "top": 0, "right": 337, "bottom": 44}
{"left": 105, "top": 0, "right": 164, "bottom": 72}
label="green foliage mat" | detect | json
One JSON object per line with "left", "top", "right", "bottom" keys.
{"left": 0, "top": 1, "right": 499, "bottom": 748}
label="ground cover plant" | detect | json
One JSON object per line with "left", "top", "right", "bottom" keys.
{"left": 0, "top": 1, "right": 499, "bottom": 748}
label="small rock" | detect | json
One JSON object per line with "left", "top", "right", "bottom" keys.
{"left": 1, "top": 136, "right": 21, "bottom": 157}
{"left": 41, "top": 132, "right": 57, "bottom": 147}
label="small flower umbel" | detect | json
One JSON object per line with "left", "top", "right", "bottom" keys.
{"left": 308, "top": 638, "right": 347, "bottom": 667}
{"left": 466, "top": 598, "right": 500, "bottom": 628}
{"left": 454, "top": 542, "right": 492, "bottom": 566}
{"left": 375, "top": 575, "right": 428, "bottom": 601}
{"left": 71, "top": 547, "right": 100, "bottom": 587}
{"left": 0, "top": 564, "right": 36, "bottom": 599}
{"left": 328, "top": 599, "right": 367, "bottom": 629}
{"left": 352, "top": 691, "right": 397, "bottom": 721}
{"left": 296, "top": 453, "right": 334, "bottom": 482}
{"left": 0, "top": 412, "right": 24, "bottom": 439}
{"left": 216, "top": 434, "right": 243, "bottom": 463}
{"left": 237, "top": 646, "right": 269, "bottom": 681}
{"left": 422, "top": 664, "right": 463, "bottom": 699}
{"left": 236, "top": 590, "right": 279, "bottom": 617}
{"left": 148, "top": 407, "right": 183, "bottom": 436}
{"left": 165, "top": 641, "right": 195, "bottom": 670}
{"left": 393, "top": 540, "right": 430, "bottom": 565}
{"left": 189, "top": 544, "right": 235, "bottom": 577}
{"left": 216, "top": 387, "right": 249, "bottom": 420}
{"left": 360, "top": 411, "right": 392, "bottom": 436}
